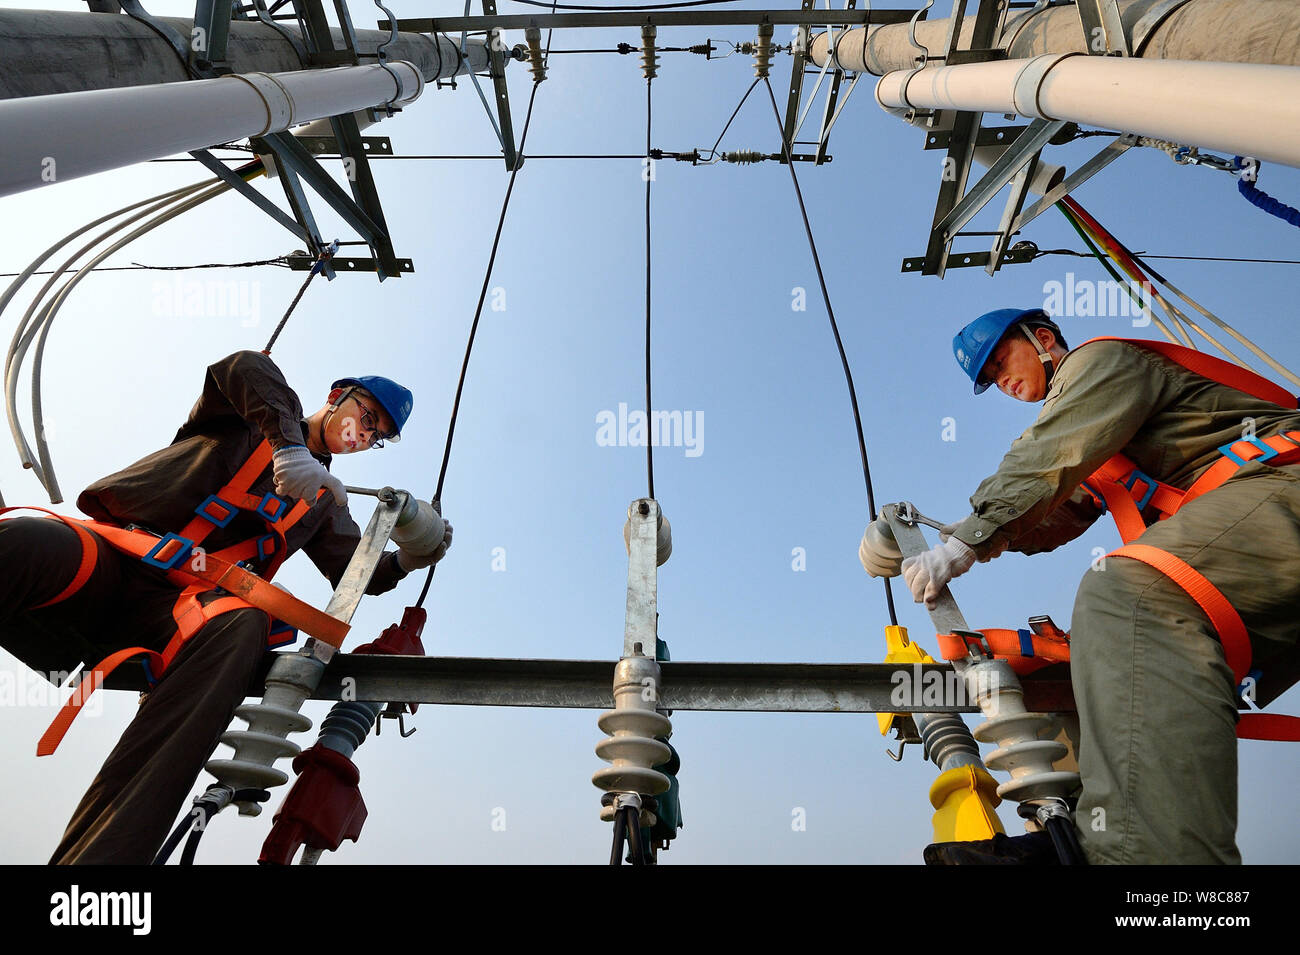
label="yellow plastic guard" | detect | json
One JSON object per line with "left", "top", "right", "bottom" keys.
{"left": 876, "top": 625, "right": 935, "bottom": 737}
{"left": 929, "top": 765, "right": 1004, "bottom": 842}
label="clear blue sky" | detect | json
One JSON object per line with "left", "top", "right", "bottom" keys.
{"left": 1, "top": 0, "right": 1298, "bottom": 864}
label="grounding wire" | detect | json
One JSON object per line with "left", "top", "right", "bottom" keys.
{"left": 760, "top": 76, "right": 898, "bottom": 626}
{"left": 418, "top": 0, "right": 561, "bottom": 608}
{"left": 262, "top": 244, "right": 337, "bottom": 355}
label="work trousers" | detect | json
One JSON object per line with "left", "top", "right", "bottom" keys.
{"left": 1071, "top": 461, "right": 1300, "bottom": 864}
{"left": 0, "top": 516, "right": 270, "bottom": 864}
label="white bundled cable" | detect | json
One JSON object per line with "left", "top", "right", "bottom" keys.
{"left": 3, "top": 178, "right": 228, "bottom": 502}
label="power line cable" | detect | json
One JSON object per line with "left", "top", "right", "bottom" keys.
{"left": 760, "top": 76, "right": 898, "bottom": 626}
{"left": 700, "top": 76, "right": 760, "bottom": 162}
{"left": 644, "top": 75, "right": 655, "bottom": 499}
{"left": 419, "top": 0, "right": 561, "bottom": 608}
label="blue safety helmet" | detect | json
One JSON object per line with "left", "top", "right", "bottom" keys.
{"left": 952, "top": 307, "right": 1059, "bottom": 394}
{"left": 331, "top": 375, "right": 413, "bottom": 441}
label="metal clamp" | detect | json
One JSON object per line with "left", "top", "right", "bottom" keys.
{"left": 894, "top": 500, "right": 948, "bottom": 532}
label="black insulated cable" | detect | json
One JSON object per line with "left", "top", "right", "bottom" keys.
{"left": 760, "top": 77, "right": 899, "bottom": 626}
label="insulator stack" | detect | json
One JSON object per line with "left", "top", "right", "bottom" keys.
{"left": 721, "top": 150, "right": 767, "bottom": 165}
{"left": 524, "top": 26, "right": 547, "bottom": 83}
{"left": 753, "top": 23, "right": 773, "bottom": 78}
{"left": 963, "top": 659, "right": 1080, "bottom": 804}
{"left": 914, "top": 712, "right": 982, "bottom": 770}
{"left": 205, "top": 654, "right": 325, "bottom": 815}
{"left": 593, "top": 655, "right": 672, "bottom": 821}
{"left": 640, "top": 25, "right": 659, "bottom": 80}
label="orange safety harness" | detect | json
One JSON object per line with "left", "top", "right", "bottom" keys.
{"left": 939, "top": 337, "right": 1300, "bottom": 741}
{"left": 1, "top": 439, "right": 350, "bottom": 755}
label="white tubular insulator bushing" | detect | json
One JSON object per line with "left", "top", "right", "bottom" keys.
{"left": 204, "top": 654, "right": 323, "bottom": 815}
{"left": 0, "top": 60, "right": 426, "bottom": 199}
{"left": 592, "top": 656, "right": 672, "bottom": 800}
{"left": 876, "top": 56, "right": 1300, "bottom": 168}
{"left": 391, "top": 499, "right": 446, "bottom": 556}
{"left": 964, "top": 660, "right": 1080, "bottom": 805}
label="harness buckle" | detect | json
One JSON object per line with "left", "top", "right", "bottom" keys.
{"left": 1079, "top": 480, "right": 1108, "bottom": 514}
{"left": 1219, "top": 436, "right": 1279, "bottom": 467}
{"left": 194, "top": 494, "right": 239, "bottom": 528}
{"left": 255, "top": 493, "right": 291, "bottom": 523}
{"left": 268, "top": 619, "right": 299, "bottom": 650}
{"left": 1122, "top": 468, "right": 1159, "bottom": 511}
{"left": 255, "top": 534, "right": 278, "bottom": 563}
{"left": 141, "top": 533, "right": 196, "bottom": 571}
{"left": 951, "top": 628, "right": 993, "bottom": 660}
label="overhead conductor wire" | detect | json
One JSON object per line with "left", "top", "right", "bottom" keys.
{"left": 759, "top": 77, "right": 898, "bottom": 626}
{"left": 644, "top": 67, "right": 655, "bottom": 498}
{"left": 419, "top": 0, "right": 561, "bottom": 608}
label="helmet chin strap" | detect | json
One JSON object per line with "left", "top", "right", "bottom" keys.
{"left": 317, "top": 387, "right": 352, "bottom": 454}
{"left": 1019, "top": 323, "right": 1056, "bottom": 391}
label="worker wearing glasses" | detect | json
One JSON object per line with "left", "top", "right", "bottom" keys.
{"left": 0, "top": 351, "right": 451, "bottom": 863}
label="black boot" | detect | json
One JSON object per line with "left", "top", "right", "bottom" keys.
{"left": 923, "top": 830, "right": 1059, "bottom": 866}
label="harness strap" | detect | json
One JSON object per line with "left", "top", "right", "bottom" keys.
{"left": 1083, "top": 337, "right": 1298, "bottom": 409}
{"left": 1182, "top": 431, "right": 1300, "bottom": 506}
{"left": 935, "top": 627, "right": 1071, "bottom": 676}
{"left": 36, "top": 590, "right": 275, "bottom": 757}
{"left": 81, "top": 520, "right": 348, "bottom": 647}
{"left": 1110, "top": 543, "right": 1300, "bottom": 742}
{"left": 35, "top": 645, "right": 164, "bottom": 757}
{"left": 178, "top": 440, "right": 320, "bottom": 579}
{"left": 0, "top": 507, "right": 101, "bottom": 609}
{"left": 1085, "top": 433, "right": 1300, "bottom": 546}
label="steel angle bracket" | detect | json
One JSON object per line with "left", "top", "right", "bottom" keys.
{"left": 914, "top": 117, "right": 1065, "bottom": 275}
{"left": 780, "top": 0, "right": 817, "bottom": 162}
{"left": 192, "top": 0, "right": 235, "bottom": 72}
{"left": 1011, "top": 132, "right": 1137, "bottom": 233}
{"left": 902, "top": 244, "right": 1035, "bottom": 273}
{"left": 481, "top": 0, "right": 521, "bottom": 171}
{"left": 287, "top": 253, "right": 415, "bottom": 275}
{"left": 907, "top": 0, "right": 1007, "bottom": 277}
{"left": 808, "top": 0, "right": 858, "bottom": 166}
{"left": 1074, "top": 0, "right": 1129, "bottom": 56}
{"left": 190, "top": 149, "right": 309, "bottom": 243}
{"left": 235, "top": 0, "right": 408, "bottom": 279}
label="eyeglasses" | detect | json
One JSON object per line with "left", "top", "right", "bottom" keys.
{"left": 342, "top": 389, "right": 395, "bottom": 449}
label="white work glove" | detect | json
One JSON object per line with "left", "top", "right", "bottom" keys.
{"left": 859, "top": 518, "right": 903, "bottom": 578}
{"left": 272, "top": 445, "right": 347, "bottom": 506}
{"left": 901, "top": 537, "right": 977, "bottom": 608}
{"left": 393, "top": 500, "right": 453, "bottom": 572}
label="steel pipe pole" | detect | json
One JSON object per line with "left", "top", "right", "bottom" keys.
{"left": 0, "top": 62, "right": 424, "bottom": 198}
{"left": 875, "top": 54, "right": 1300, "bottom": 168}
